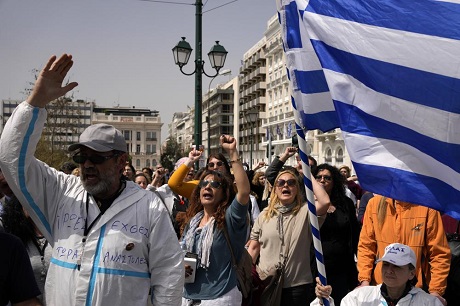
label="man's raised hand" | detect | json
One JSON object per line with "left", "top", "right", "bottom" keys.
{"left": 27, "top": 54, "right": 79, "bottom": 108}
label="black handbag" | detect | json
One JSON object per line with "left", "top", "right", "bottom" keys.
{"left": 259, "top": 262, "right": 285, "bottom": 306}
{"left": 222, "top": 225, "right": 253, "bottom": 300}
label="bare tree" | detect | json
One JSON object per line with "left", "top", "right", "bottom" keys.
{"left": 23, "top": 69, "right": 86, "bottom": 169}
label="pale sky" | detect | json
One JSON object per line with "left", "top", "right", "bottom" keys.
{"left": 0, "top": 0, "right": 277, "bottom": 141}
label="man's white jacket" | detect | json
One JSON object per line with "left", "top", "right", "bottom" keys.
{"left": 0, "top": 102, "right": 184, "bottom": 306}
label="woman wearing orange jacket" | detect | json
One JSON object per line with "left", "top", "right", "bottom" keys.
{"left": 357, "top": 195, "right": 450, "bottom": 306}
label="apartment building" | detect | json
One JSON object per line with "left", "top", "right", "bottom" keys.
{"left": 261, "top": 15, "right": 351, "bottom": 168}
{"left": 164, "top": 15, "right": 354, "bottom": 171}
{"left": 203, "top": 78, "right": 237, "bottom": 157}
{"left": 168, "top": 110, "right": 194, "bottom": 153}
{"left": 238, "top": 37, "right": 267, "bottom": 167}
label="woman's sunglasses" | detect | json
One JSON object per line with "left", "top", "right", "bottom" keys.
{"left": 315, "top": 175, "right": 332, "bottom": 182}
{"left": 276, "top": 179, "right": 297, "bottom": 188}
{"left": 198, "top": 180, "right": 222, "bottom": 189}
{"left": 207, "top": 161, "right": 224, "bottom": 168}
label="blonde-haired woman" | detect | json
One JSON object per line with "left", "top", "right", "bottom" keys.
{"left": 248, "top": 169, "right": 330, "bottom": 305}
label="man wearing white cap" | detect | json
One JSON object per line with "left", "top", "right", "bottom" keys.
{"left": 0, "top": 54, "right": 184, "bottom": 305}
{"left": 312, "top": 243, "right": 443, "bottom": 306}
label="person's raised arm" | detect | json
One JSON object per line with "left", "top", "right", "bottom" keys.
{"left": 279, "top": 146, "right": 298, "bottom": 163}
{"left": 184, "top": 149, "right": 201, "bottom": 168}
{"left": 167, "top": 149, "right": 201, "bottom": 199}
{"left": 312, "top": 174, "right": 330, "bottom": 215}
{"left": 265, "top": 146, "right": 297, "bottom": 186}
{"left": 425, "top": 209, "right": 450, "bottom": 305}
{"left": 220, "top": 135, "right": 250, "bottom": 205}
{"left": 27, "top": 54, "right": 78, "bottom": 108}
{"left": 253, "top": 161, "right": 266, "bottom": 171}
{"left": 0, "top": 54, "right": 78, "bottom": 243}
{"left": 150, "top": 167, "right": 167, "bottom": 188}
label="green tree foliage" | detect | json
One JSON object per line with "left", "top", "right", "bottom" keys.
{"left": 160, "top": 139, "right": 185, "bottom": 172}
{"left": 35, "top": 134, "right": 73, "bottom": 169}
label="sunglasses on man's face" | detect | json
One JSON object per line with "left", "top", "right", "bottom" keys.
{"left": 315, "top": 175, "right": 332, "bottom": 182}
{"left": 276, "top": 179, "right": 297, "bottom": 188}
{"left": 198, "top": 180, "right": 222, "bottom": 189}
{"left": 207, "top": 161, "right": 224, "bottom": 168}
{"left": 72, "top": 153, "right": 120, "bottom": 165}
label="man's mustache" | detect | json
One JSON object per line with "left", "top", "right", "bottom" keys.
{"left": 82, "top": 168, "right": 98, "bottom": 177}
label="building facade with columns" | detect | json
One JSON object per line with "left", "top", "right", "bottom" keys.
{"left": 92, "top": 106, "right": 162, "bottom": 170}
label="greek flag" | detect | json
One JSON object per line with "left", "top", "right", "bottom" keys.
{"left": 287, "top": 122, "right": 293, "bottom": 138}
{"left": 278, "top": 0, "right": 460, "bottom": 219}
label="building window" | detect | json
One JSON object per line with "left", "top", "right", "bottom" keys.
{"left": 336, "top": 148, "right": 344, "bottom": 164}
{"left": 136, "top": 145, "right": 141, "bottom": 154}
{"left": 136, "top": 132, "right": 141, "bottom": 141}
{"left": 136, "top": 159, "right": 140, "bottom": 168}
{"left": 222, "top": 126, "right": 232, "bottom": 135}
{"left": 123, "top": 130, "right": 130, "bottom": 140}
{"left": 152, "top": 145, "right": 157, "bottom": 154}
{"left": 146, "top": 159, "right": 150, "bottom": 167}
{"left": 146, "top": 144, "right": 151, "bottom": 154}
{"left": 146, "top": 131, "right": 157, "bottom": 141}
{"left": 325, "top": 148, "right": 332, "bottom": 163}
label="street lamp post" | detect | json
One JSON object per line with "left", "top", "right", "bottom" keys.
{"left": 172, "top": 0, "right": 228, "bottom": 150}
{"left": 244, "top": 108, "right": 259, "bottom": 170}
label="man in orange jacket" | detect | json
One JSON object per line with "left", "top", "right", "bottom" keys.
{"left": 357, "top": 195, "right": 450, "bottom": 305}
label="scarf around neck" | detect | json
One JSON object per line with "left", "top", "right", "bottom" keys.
{"left": 275, "top": 202, "right": 296, "bottom": 247}
{"left": 181, "top": 210, "right": 216, "bottom": 269}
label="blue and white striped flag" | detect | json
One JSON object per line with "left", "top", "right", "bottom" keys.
{"left": 278, "top": 0, "right": 460, "bottom": 219}
{"left": 276, "top": 124, "right": 282, "bottom": 136}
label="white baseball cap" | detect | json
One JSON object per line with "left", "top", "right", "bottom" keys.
{"left": 376, "top": 243, "right": 417, "bottom": 267}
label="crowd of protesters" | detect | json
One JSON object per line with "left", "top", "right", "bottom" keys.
{"left": 0, "top": 53, "right": 457, "bottom": 306}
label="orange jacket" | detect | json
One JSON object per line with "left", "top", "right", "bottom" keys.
{"left": 168, "top": 164, "right": 198, "bottom": 199}
{"left": 358, "top": 196, "right": 450, "bottom": 295}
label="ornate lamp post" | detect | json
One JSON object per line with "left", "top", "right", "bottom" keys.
{"left": 172, "top": 1, "right": 228, "bottom": 149}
